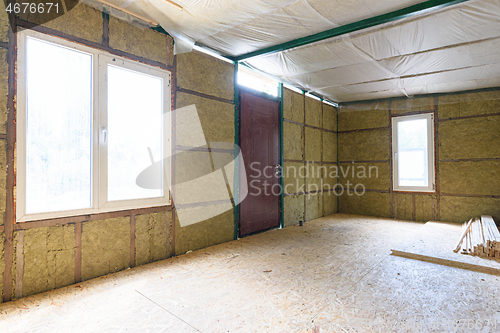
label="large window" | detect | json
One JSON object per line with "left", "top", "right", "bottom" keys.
{"left": 392, "top": 113, "right": 435, "bottom": 192}
{"left": 17, "top": 31, "right": 171, "bottom": 222}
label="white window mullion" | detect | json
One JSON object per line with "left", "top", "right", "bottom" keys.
{"left": 91, "top": 52, "right": 99, "bottom": 212}
{"left": 98, "top": 54, "right": 109, "bottom": 209}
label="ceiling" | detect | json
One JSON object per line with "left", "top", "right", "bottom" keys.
{"left": 99, "top": 0, "right": 500, "bottom": 103}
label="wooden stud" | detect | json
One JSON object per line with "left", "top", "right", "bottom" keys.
{"left": 75, "top": 222, "right": 82, "bottom": 284}
{"left": 166, "top": 210, "right": 171, "bottom": 258}
{"left": 15, "top": 230, "right": 25, "bottom": 299}
{"left": 130, "top": 215, "right": 136, "bottom": 268}
{"left": 171, "top": 53, "right": 177, "bottom": 256}
{"left": 433, "top": 97, "right": 440, "bottom": 221}
{"left": 394, "top": 195, "right": 398, "bottom": 220}
{"left": 3, "top": 11, "right": 17, "bottom": 303}
{"left": 412, "top": 194, "right": 416, "bottom": 221}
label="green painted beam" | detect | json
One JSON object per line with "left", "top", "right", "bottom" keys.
{"left": 234, "top": 0, "right": 470, "bottom": 61}
{"left": 151, "top": 25, "right": 172, "bottom": 37}
{"left": 278, "top": 82, "right": 284, "bottom": 229}
{"left": 233, "top": 62, "right": 240, "bottom": 240}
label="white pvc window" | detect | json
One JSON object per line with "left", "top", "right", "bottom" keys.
{"left": 392, "top": 113, "right": 435, "bottom": 192}
{"left": 237, "top": 66, "right": 279, "bottom": 96}
{"left": 17, "top": 30, "right": 171, "bottom": 222}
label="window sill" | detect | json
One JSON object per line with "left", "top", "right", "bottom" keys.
{"left": 393, "top": 190, "right": 436, "bottom": 195}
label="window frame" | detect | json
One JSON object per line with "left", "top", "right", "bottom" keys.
{"left": 17, "top": 30, "right": 172, "bottom": 222}
{"left": 391, "top": 112, "right": 435, "bottom": 193}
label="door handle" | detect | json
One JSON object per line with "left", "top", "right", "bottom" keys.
{"left": 101, "top": 127, "right": 107, "bottom": 144}
{"left": 275, "top": 164, "right": 282, "bottom": 176}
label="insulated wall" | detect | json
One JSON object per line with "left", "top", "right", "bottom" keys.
{"left": 283, "top": 88, "right": 338, "bottom": 226}
{"left": 174, "top": 51, "right": 235, "bottom": 254}
{"left": 0, "top": 4, "right": 174, "bottom": 302}
{"left": 338, "top": 90, "right": 500, "bottom": 223}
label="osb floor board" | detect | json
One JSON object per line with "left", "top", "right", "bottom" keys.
{"left": 0, "top": 214, "right": 499, "bottom": 332}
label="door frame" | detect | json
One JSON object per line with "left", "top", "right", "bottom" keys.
{"left": 233, "top": 73, "right": 284, "bottom": 239}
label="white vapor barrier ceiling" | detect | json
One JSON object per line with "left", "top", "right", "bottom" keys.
{"left": 243, "top": 0, "right": 500, "bottom": 102}
{"left": 95, "top": 0, "right": 429, "bottom": 53}
{"left": 94, "top": 0, "right": 500, "bottom": 102}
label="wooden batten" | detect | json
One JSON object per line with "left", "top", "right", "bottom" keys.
{"left": 456, "top": 215, "right": 500, "bottom": 261}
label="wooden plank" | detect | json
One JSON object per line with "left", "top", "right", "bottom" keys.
{"left": 454, "top": 218, "right": 473, "bottom": 253}
{"left": 391, "top": 250, "right": 500, "bottom": 276}
{"left": 480, "top": 218, "right": 486, "bottom": 245}
{"left": 412, "top": 194, "right": 416, "bottom": 221}
{"left": 15, "top": 230, "right": 25, "bottom": 299}
{"left": 433, "top": 103, "right": 440, "bottom": 221}
{"left": 130, "top": 215, "right": 136, "bottom": 268}
{"left": 471, "top": 218, "right": 482, "bottom": 251}
{"left": 166, "top": 210, "right": 171, "bottom": 258}
{"left": 482, "top": 215, "right": 500, "bottom": 239}
{"left": 466, "top": 229, "right": 471, "bottom": 253}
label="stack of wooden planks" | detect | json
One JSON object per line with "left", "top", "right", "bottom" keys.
{"left": 454, "top": 215, "right": 500, "bottom": 260}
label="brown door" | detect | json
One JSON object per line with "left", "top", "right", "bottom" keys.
{"left": 239, "top": 90, "right": 280, "bottom": 236}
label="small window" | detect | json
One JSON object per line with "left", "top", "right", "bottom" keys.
{"left": 17, "top": 30, "right": 171, "bottom": 221}
{"left": 103, "top": 60, "right": 165, "bottom": 203}
{"left": 392, "top": 113, "right": 435, "bottom": 192}
{"left": 237, "top": 66, "right": 279, "bottom": 96}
